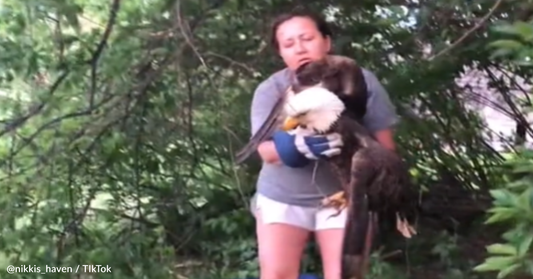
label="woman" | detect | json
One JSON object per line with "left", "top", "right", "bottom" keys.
{"left": 249, "top": 9, "right": 399, "bottom": 279}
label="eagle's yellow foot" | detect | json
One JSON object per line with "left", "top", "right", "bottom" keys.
{"left": 321, "top": 191, "right": 347, "bottom": 218}
{"left": 321, "top": 191, "right": 347, "bottom": 209}
{"left": 396, "top": 213, "right": 417, "bottom": 238}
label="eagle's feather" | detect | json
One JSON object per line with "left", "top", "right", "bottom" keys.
{"left": 234, "top": 87, "right": 295, "bottom": 164}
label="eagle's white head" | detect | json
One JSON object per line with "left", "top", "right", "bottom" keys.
{"left": 282, "top": 87, "right": 345, "bottom": 133}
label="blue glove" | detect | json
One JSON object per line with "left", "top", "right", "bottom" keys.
{"left": 271, "top": 129, "right": 343, "bottom": 168}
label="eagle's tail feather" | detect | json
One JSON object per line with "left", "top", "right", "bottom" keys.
{"left": 341, "top": 210, "right": 369, "bottom": 279}
{"left": 362, "top": 213, "right": 378, "bottom": 274}
{"left": 396, "top": 212, "right": 417, "bottom": 238}
{"left": 341, "top": 170, "right": 375, "bottom": 279}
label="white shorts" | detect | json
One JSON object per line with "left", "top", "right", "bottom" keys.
{"left": 252, "top": 193, "right": 347, "bottom": 231}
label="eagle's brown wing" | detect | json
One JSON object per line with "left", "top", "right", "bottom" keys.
{"left": 341, "top": 150, "right": 376, "bottom": 279}
{"left": 339, "top": 116, "right": 420, "bottom": 279}
{"left": 328, "top": 115, "right": 377, "bottom": 279}
{"left": 341, "top": 151, "right": 377, "bottom": 279}
{"left": 234, "top": 88, "right": 292, "bottom": 165}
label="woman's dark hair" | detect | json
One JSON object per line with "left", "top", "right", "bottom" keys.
{"left": 269, "top": 8, "right": 333, "bottom": 50}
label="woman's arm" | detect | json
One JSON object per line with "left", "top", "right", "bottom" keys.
{"left": 361, "top": 69, "right": 399, "bottom": 150}
{"left": 257, "top": 141, "right": 280, "bottom": 164}
{"left": 373, "top": 129, "right": 396, "bottom": 150}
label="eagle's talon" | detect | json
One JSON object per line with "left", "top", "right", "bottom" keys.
{"left": 321, "top": 191, "right": 347, "bottom": 220}
{"left": 321, "top": 191, "right": 346, "bottom": 207}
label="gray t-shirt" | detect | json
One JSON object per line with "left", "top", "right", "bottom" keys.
{"left": 249, "top": 67, "right": 398, "bottom": 208}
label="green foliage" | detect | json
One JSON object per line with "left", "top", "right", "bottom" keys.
{"left": 474, "top": 21, "right": 533, "bottom": 279}
{"left": 489, "top": 21, "right": 533, "bottom": 64}
{"left": 474, "top": 149, "right": 533, "bottom": 278}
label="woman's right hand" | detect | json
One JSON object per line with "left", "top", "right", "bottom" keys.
{"left": 271, "top": 130, "right": 343, "bottom": 168}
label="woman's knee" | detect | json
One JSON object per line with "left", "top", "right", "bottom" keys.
{"left": 255, "top": 213, "right": 309, "bottom": 279}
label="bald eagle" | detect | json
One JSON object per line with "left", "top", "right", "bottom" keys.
{"left": 282, "top": 87, "right": 419, "bottom": 279}
{"left": 234, "top": 55, "right": 367, "bottom": 165}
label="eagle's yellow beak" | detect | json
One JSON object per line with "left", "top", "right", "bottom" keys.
{"left": 282, "top": 117, "right": 300, "bottom": 131}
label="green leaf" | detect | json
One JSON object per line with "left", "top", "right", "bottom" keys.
{"left": 497, "top": 263, "right": 520, "bottom": 279}
{"left": 517, "top": 188, "right": 533, "bottom": 212}
{"left": 506, "top": 179, "right": 530, "bottom": 190}
{"left": 474, "top": 256, "right": 517, "bottom": 271}
{"left": 511, "top": 163, "right": 533, "bottom": 174}
{"left": 474, "top": 262, "right": 497, "bottom": 272}
{"left": 488, "top": 39, "right": 523, "bottom": 50}
{"left": 513, "top": 21, "right": 533, "bottom": 41}
{"left": 492, "top": 23, "right": 521, "bottom": 35}
{"left": 518, "top": 234, "right": 533, "bottom": 256}
{"left": 490, "top": 189, "right": 518, "bottom": 207}
{"left": 486, "top": 243, "right": 518, "bottom": 256}
{"left": 490, "top": 48, "right": 515, "bottom": 59}
{"left": 485, "top": 208, "right": 517, "bottom": 224}
{"left": 492, "top": 22, "right": 533, "bottom": 40}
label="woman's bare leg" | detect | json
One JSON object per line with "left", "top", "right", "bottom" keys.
{"left": 253, "top": 194, "right": 312, "bottom": 279}
{"left": 314, "top": 207, "right": 347, "bottom": 279}
{"left": 256, "top": 213, "right": 309, "bottom": 279}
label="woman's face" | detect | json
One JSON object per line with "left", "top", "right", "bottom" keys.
{"left": 275, "top": 16, "right": 331, "bottom": 71}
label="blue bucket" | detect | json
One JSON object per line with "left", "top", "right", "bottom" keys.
{"left": 245, "top": 274, "right": 321, "bottom": 279}
{"left": 244, "top": 273, "right": 321, "bottom": 279}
